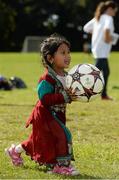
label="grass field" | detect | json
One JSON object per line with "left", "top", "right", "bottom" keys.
{"left": 0, "top": 52, "right": 119, "bottom": 179}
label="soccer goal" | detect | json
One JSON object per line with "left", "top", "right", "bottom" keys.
{"left": 22, "top": 36, "right": 47, "bottom": 52}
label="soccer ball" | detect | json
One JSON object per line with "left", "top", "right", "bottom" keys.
{"left": 66, "top": 63, "right": 104, "bottom": 102}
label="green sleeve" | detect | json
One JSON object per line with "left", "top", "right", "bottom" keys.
{"left": 37, "top": 80, "right": 54, "bottom": 99}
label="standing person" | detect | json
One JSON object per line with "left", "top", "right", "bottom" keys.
{"left": 5, "top": 34, "right": 79, "bottom": 176}
{"left": 83, "top": 1, "right": 119, "bottom": 100}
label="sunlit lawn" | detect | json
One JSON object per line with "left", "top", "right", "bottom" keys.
{"left": 0, "top": 52, "right": 119, "bottom": 179}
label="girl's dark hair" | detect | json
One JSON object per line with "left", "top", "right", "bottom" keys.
{"left": 40, "top": 33, "right": 70, "bottom": 67}
{"left": 95, "top": 1, "right": 118, "bottom": 21}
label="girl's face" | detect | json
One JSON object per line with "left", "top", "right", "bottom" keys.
{"left": 51, "top": 43, "right": 71, "bottom": 74}
{"left": 107, "top": 7, "right": 118, "bottom": 16}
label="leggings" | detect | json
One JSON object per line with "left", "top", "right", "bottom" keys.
{"left": 95, "top": 58, "right": 110, "bottom": 97}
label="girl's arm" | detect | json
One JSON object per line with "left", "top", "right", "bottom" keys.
{"left": 83, "top": 18, "right": 95, "bottom": 34}
{"left": 104, "top": 29, "right": 112, "bottom": 43}
{"left": 103, "top": 16, "right": 114, "bottom": 44}
{"left": 37, "top": 80, "right": 71, "bottom": 106}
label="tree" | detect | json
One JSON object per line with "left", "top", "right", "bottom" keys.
{"left": 0, "top": 0, "right": 118, "bottom": 51}
{"left": 0, "top": 0, "right": 16, "bottom": 51}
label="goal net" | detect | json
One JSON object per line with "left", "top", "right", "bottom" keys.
{"left": 22, "top": 36, "right": 47, "bottom": 52}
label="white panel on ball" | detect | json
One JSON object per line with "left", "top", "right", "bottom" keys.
{"left": 78, "top": 64, "right": 92, "bottom": 74}
{"left": 93, "top": 79, "right": 103, "bottom": 93}
{"left": 90, "top": 94, "right": 100, "bottom": 101}
{"left": 68, "top": 65, "right": 79, "bottom": 74}
{"left": 72, "top": 81, "right": 85, "bottom": 95}
{"left": 89, "top": 64, "right": 100, "bottom": 71}
{"left": 100, "top": 72, "right": 105, "bottom": 84}
{"left": 80, "top": 75, "right": 94, "bottom": 89}
{"left": 66, "top": 75, "right": 72, "bottom": 88}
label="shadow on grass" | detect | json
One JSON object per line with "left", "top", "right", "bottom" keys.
{"left": 0, "top": 103, "right": 34, "bottom": 107}
{"left": 61, "top": 174, "right": 102, "bottom": 179}
{"left": 51, "top": 173, "right": 103, "bottom": 179}
{"left": 22, "top": 165, "right": 102, "bottom": 179}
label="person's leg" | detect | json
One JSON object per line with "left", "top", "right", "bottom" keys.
{"left": 47, "top": 116, "right": 79, "bottom": 176}
{"left": 101, "top": 59, "right": 110, "bottom": 97}
{"left": 95, "top": 58, "right": 110, "bottom": 98}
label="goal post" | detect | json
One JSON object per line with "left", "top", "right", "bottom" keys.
{"left": 22, "top": 36, "right": 47, "bottom": 52}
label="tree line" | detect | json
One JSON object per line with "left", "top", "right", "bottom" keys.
{"left": 0, "top": 0, "right": 119, "bottom": 51}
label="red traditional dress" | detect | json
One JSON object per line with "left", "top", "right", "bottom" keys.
{"left": 21, "top": 66, "right": 74, "bottom": 167}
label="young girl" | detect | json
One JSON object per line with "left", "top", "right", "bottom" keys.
{"left": 83, "top": 1, "right": 118, "bottom": 100}
{"left": 5, "top": 34, "right": 79, "bottom": 176}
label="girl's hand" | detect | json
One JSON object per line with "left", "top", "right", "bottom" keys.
{"left": 65, "top": 87, "right": 79, "bottom": 101}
